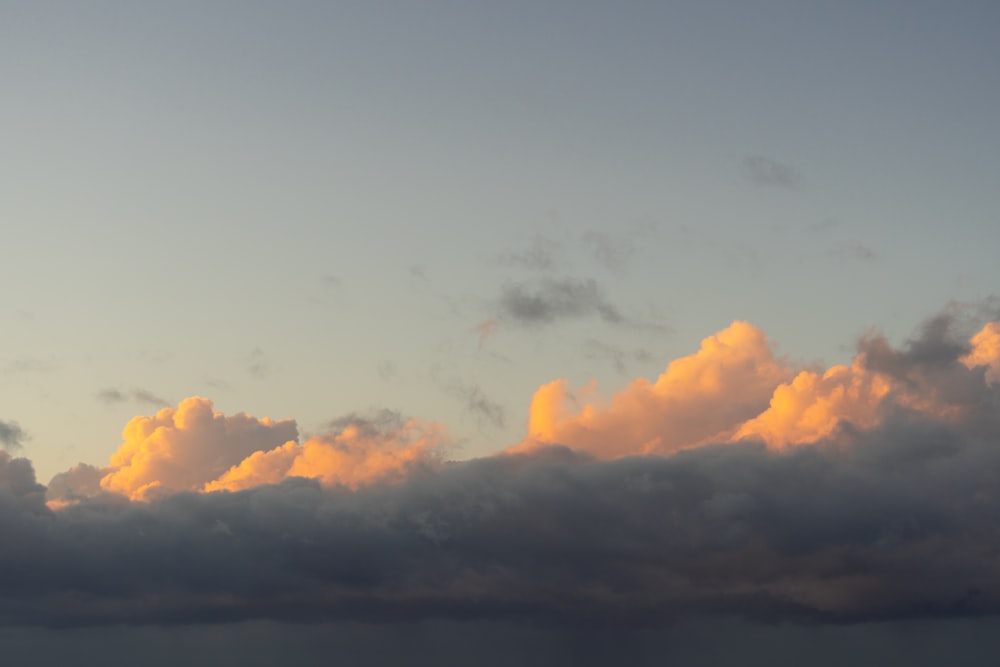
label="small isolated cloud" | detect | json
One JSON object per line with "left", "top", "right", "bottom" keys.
{"left": 248, "top": 347, "right": 268, "bottom": 379}
{"left": 582, "top": 231, "right": 634, "bottom": 273}
{"left": 496, "top": 234, "right": 559, "bottom": 271}
{"left": 4, "top": 358, "right": 54, "bottom": 373}
{"left": 0, "top": 420, "right": 27, "bottom": 450}
{"left": 444, "top": 381, "right": 506, "bottom": 430}
{"left": 830, "top": 240, "right": 878, "bottom": 261}
{"left": 585, "top": 339, "right": 656, "bottom": 375}
{"left": 743, "top": 155, "right": 801, "bottom": 189}
{"left": 473, "top": 319, "right": 498, "bottom": 348}
{"left": 499, "top": 278, "right": 622, "bottom": 327}
{"left": 96, "top": 388, "right": 171, "bottom": 408}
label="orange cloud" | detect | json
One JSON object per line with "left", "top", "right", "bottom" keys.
{"left": 513, "top": 321, "right": 795, "bottom": 457}
{"left": 963, "top": 321, "right": 1000, "bottom": 384}
{"left": 514, "top": 319, "right": 1000, "bottom": 457}
{"left": 48, "top": 398, "right": 449, "bottom": 504}
{"left": 205, "top": 418, "right": 447, "bottom": 492}
{"left": 731, "top": 360, "right": 891, "bottom": 448}
{"left": 99, "top": 397, "right": 299, "bottom": 500}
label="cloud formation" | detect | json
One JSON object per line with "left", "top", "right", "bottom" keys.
{"left": 48, "top": 399, "right": 447, "bottom": 503}
{"left": 516, "top": 314, "right": 1000, "bottom": 457}
{"left": 514, "top": 321, "right": 794, "bottom": 456}
{"left": 19, "top": 308, "right": 1000, "bottom": 633}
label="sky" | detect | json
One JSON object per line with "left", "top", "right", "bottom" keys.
{"left": 2, "top": 1, "right": 1000, "bottom": 664}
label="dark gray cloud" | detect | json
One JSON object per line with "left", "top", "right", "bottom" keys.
{"left": 743, "top": 155, "right": 802, "bottom": 188}
{"left": 0, "top": 421, "right": 27, "bottom": 450}
{"left": 499, "top": 278, "right": 623, "bottom": 326}
{"left": 97, "top": 388, "right": 171, "bottom": 408}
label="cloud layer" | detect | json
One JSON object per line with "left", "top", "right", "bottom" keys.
{"left": 8, "top": 309, "right": 1000, "bottom": 630}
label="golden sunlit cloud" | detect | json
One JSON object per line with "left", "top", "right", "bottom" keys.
{"left": 48, "top": 398, "right": 448, "bottom": 504}
{"left": 963, "top": 321, "right": 1000, "bottom": 384}
{"left": 513, "top": 319, "right": 1000, "bottom": 457}
{"left": 205, "top": 418, "right": 447, "bottom": 492}
{"left": 512, "top": 321, "right": 794, "bottom": 457}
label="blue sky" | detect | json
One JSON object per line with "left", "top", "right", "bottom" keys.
{"left": 2, "top": 1, "right": 999, "bottom": 481}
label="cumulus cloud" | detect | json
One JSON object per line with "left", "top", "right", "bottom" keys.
{"left": 499, "top": 278, "right": 622, "bottom": 326}
{"left": 48, "top": 400, "right": 447, "bottom": 503}
{"left": 205, "top": 413, "right": 446, "bottom": 492}
{"left": 96, "top": 397, "right": 298, "bottom": 500}
{"left": 963, "top": 321, "right": 1000, "bottom": 384}
{"left": 516, "top": 314, "right": 1000, "bottom": 457}
{"left": 513, "top": 321, "right": 794, "bottom": 457}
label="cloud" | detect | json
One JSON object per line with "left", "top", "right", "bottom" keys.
{"left": 443, "top": 380, "right": 506, "bottom": 430}
{"left": 205, "top": 412, "right": 446, "bottom": 493}
{"left": 247, "top": 348, "right": 268, "bottom": 379}
{"left": 743, "top": 155, "right": 802, "bottom": 188}
{"left": 496, "top": 234, "right": 559, "bottom": 271}
{"left": 514, "top": 312, "right": 1000, "bottom": 457}
{"left": 88, "top": 397, "right": 298, "bottom": 500}
{"left": 48, "top": 400, "right": 447, "bottom": 503}
{"left": 473, "top": 319, "right": 498, "bottom": 348}
{"left": 513, "top": 321, "right": 794, "bottom": 457}
{"left": 20, "top": 307, "right": 1000, "bottom": 634}
{"left": 582, "top": 231, "right": 634, "bottom": 273}
{"left": 963, "top": 321, "right": 1000, "bottom": 384}
{"left": 498, "top": 278, "right": 623, "bottom": 327}
{"left": 0, "top": 420, "right": 27, "bottom": 450}
{"left": 96, "top": 388, "right": 171, "bottom": 408}
{"left": 12, "top": 394, "right": 1000, "bottom": 629}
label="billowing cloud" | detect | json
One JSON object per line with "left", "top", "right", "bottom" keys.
{"left": 514, "top": 321, "right": 794, "bottom": 457}
{"left": 516, "top": 315, "right": 1000, "bottom": 457}
{"left": 963, "top": 321, "right": 1000, "bottom": 384}
{"left": 205, "top": 414, "right": 446, "bottom": 492}
{"left": 97, "top": 397, "right": 298, "bottom": 500}
{"left": 48, "top": 399, "right": 447, "bottom": 503}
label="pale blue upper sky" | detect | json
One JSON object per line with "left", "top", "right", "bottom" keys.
{"left": 2, "top": 1, "right": 998, "bottom": 481}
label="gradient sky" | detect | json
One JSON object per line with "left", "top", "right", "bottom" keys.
{"left": 2, "top": 2, "right": 1000, "bottom": 664}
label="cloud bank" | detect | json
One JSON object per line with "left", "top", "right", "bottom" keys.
{"left": 7, "top": 308, "right": 1000, "bottom": 631}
